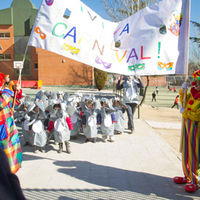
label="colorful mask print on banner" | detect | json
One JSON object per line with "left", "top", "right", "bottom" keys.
{"left": 45, "top": 0, "right": 54, "bottom": 6}
{"left": 128, "top": 63, "right": 145, "bottom": 71}
{"left": 63, "top": 43, "right": 80, "bottom": 54}
{"left": 95, "top": 56, "right": 112, "bottom": 69}
{"left": 168, "top": 12, "right": 183, "bottom": 36}
{"left": 35, "top": 27, "right": 46, "bottom": 40}
{"left": 158, "top": 62, "right": 174, "bottom": 71}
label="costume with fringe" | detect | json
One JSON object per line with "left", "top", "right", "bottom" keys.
{"left": 179, "top": 70, "right": 200, "bottom": 187}
{"left": 0, "top": 88, "right": 22, "bottom": 173}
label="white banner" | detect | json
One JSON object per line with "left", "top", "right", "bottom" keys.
{"left": 28, "top": 0, "right": 190, "bottom": 75}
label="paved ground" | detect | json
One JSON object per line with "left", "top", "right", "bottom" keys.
{"left": 16, "top": 119, "right": 200, "bottom": 200}
{"left": 145, "top": 120, "right": 181, "bottom": 130}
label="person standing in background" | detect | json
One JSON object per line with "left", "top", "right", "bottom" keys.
{"left": 171, "top": 95, "right": 179, "bottom": 109}
{"left": 156, "top": 86, "right": 159, "bottom": 95}
{"left": 118, "top": 75, "right": 144, "bottom": 134}
{"left": 152, "top": 91, "right": 156, "bottom": 102}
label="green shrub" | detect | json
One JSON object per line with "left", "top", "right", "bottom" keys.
{"left": 94, "top": 68, "right": 107, "bottom": 91}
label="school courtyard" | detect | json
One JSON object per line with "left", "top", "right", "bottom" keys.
{"left": 16, "top": 86, "right": 199, "bottom": 200}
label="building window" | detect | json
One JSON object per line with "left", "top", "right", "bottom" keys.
{"left": 5, "top": 54, "right": 11, "bottom": 59}
{"left": 0, "top": 54, "right": 11, "bottom": 60}
{"left": 0, "top": 32, "right": 10, "bottom": 38}
{"left": 34, "top": 63, "right": 38, "bottom": 70}
{"left": 0, "top": 45, "right": 2, "bottom": 50}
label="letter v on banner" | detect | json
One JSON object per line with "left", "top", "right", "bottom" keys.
{"left": 116, "top": 50, "right": 127, "bottom": 63}
{"left": 87, "top": 11, "right": 97, "bottom": 21}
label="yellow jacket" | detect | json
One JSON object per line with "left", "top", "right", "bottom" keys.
{"left": 179, "top": 88, "right": 200, "bottom": 121}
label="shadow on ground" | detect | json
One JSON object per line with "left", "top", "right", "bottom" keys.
{"left": 48, "top": 160, "right": 199, "bottom": 200}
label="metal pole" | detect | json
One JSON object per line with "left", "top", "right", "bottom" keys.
{"left": 179, "top": 0, "right": 191, "bottom": 153}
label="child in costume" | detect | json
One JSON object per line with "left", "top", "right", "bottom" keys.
{"left": 14, "top": 96, "right": 31, "bottom": 124}
{"left": 173, "top": 69, "right": 200, "bottom": 193}
{"left": 52, "top": 102, "right": 73, "bottom": 153}
{"left": 113, "top": 97, "right": 126, "bottom": 134}
{"left": 64, "top": 94, "right": 81, "bottom": 140}
{"left": 98, "top": 98, "right": 116, "bottom": 142}
{"left": 57, "top": 91, "right": 64, "bottom": 102}
{"left": 3, "top": 74, "right": 15, "bottom": 92}
{"left": 24, "top": 102, "right": 47, "bottom": 153}
{"left": 82, "top": 98, "right": 98, "bottom": 143}
{"left": 69, "top": 101, "right": 82, "bottom": 140}
{"left": 12, "top": 83, "right": 24, "bottom": 107}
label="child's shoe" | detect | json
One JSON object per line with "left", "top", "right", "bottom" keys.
{"left": 58, "top": 143, "right": 63, "bottom": 153}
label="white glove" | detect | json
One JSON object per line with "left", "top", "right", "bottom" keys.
{"left": 180, "top": 107, "right": 185, "bottom": 114}
{"left": 181, "top": 82, "right": 187, "bottom": 89}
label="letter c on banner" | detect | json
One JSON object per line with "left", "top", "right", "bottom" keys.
{"left": 52, "top": 23, "right": 68, "bottom": 38}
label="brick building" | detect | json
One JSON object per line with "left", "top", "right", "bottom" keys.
{"left": 0, "top": 0, "right": 93, "bottom": 86}
{"left": 0, "top": 25, "right": 14, "bottom": 78}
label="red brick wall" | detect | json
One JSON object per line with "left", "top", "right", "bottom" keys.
{"left": 37, "top": 48, "right": 93, "bottom": 85}
{"left": 0, "top": 25, "right": 14, "bottom": 79}
{"left": 141, "top": 76, "right": 167, "bottom": 87}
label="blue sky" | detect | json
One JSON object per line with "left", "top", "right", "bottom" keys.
{"left": 1, "top": 0, "right": 199, "bottom": 37}
{"left": 1, "top": 0, "right": 199, "bottom": 22}
{"left": 0, "top": 0, "right": 199, "bottom": 59}
{"left": 1, "top": 0, "right": 199, "bottom": 33}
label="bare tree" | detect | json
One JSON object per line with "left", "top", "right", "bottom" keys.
{"left": 102, "top": 0, "right": 158, "bottom": 21}
{"left": 188, "top": 60, "right": 199, "bottom": 75}
{"left": 189, "top": 21, "right": 200, "bottom": 72}
{"left": 190, "top": 21, "right": 200, "bottom": 47}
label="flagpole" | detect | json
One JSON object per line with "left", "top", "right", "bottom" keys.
{"left": 179, "top": 0, "right": 191, "bottom": 153}
{"left": 12, "top": 43, "right": 29, "bottom": 109}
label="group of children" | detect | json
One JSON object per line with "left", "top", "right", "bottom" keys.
{"left": 14, "top": 90, "right": 127, "bottom": 154}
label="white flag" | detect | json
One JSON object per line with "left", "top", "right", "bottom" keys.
{"left": 28, "top": 0, "right": 190, "bottom": 75}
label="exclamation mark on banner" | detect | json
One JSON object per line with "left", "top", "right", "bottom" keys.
{"left": 158, "top": 42, "right": 161, "bottom": 58}
{"left": 102, "top": 22, "right": 104, "bottom": 29}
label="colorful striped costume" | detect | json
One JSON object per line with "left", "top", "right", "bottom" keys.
{"left": 180, "top": 86, "right": 200, "bottom": 186}
{"left": 0, "top": 88, "right": 23, "bottom": 174}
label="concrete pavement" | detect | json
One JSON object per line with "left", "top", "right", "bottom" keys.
{"left": 16, "top": 118, "right": 200, "bottom": 200}
{"left": 145, "top": 120, "right": 181, "bottom": 130}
